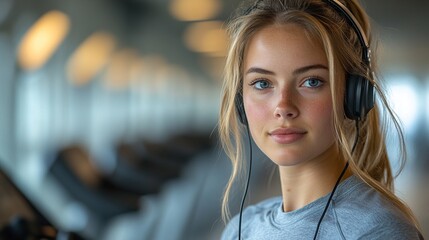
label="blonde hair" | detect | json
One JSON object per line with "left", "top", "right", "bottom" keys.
{"left": 218, "top": 0, "right": 420, "bottom": 228}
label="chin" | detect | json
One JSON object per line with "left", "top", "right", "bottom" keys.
{"left": 265, "top": 151, "right": 309, "bottom": 167}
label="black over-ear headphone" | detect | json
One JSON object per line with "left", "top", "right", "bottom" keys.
{"left": 325, "top": 0, "right": 375, "bottom": 120}
{"left": 235, "top": 0, "right": 375, "bottom": 124}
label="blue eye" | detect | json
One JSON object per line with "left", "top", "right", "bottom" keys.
{"left": 302, "top": 77, "right": 323, "bottom": 88}
{"left": 251, "top": 80, "right": 271, "bottom": 90}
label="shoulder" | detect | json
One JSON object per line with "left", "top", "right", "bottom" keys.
{"left": 333, "top": 176, "right": 422, "bottom": 239}
{"left": 221, "top": 196, "right": 282, "bottom": 240}
{"left": 334, "top": 176, "right": 399, "bottom": 216}
{"left": 358, "top": 215, "right": 423, "bottom": 240}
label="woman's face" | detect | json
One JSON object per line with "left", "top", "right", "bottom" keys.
{"left": 242, "top": 23, "right": 338, "bottom": 167}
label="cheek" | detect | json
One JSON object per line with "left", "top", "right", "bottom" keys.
{"left": 308, "top": 99, "right": 335, "bottom": 133}
{"left": 244, "top": 98, "right": 271, "bottom": 128}
{"left": 311, "top": 100, "right": 333, "bottom": 118}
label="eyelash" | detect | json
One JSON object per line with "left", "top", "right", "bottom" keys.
{"left": 301, "top": 76, "right": 325, "bottom": 88}
{"left": 249, "top": 79, "right": 272, "bottom": 90}
{"left": 248, "top": 77, "right": 325, "bottom": 90}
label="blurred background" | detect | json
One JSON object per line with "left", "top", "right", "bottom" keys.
{"left": 0, "top": 0, "right": 427, "bottom": 239}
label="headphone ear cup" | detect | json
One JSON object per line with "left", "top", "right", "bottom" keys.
{"left": 362, "top": 75, "right": 375, "bottom": 116}
{"left": 235, "top": 94, "right": 248, "bottom": 125}
{"left": 344, "top": 74, "right": 375, "bottom": 120}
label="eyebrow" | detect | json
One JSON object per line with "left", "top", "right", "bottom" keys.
{"left": 245, "top": 64, "right": 328, "bottom": 76}
{"left": 245, "top": 67, "right": 275, "bottom": 75}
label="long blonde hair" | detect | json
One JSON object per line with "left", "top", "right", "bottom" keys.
{"left": 218, "top": 0, "right": 420, "bottom": 228}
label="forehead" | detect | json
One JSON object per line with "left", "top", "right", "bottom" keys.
{"left": 243, "top": 23, "right": 327, "bottom": 72}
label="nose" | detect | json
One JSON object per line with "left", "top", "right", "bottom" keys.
{"left": 273, "top": 91, "right": 299, "bottom": 119}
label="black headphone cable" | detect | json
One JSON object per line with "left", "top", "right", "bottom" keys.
{"left": 238, "top": 124, "right": 253, "bottom": 240}
{"left": 313, "top": 119, "right": 360, "bottom": 240}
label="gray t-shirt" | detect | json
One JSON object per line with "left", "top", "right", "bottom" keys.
{"left": 221, "top": 175, "right": 423, "bottom": 239}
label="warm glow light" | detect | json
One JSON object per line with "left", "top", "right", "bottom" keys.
{"left": 104, "top": 49, "right": 139, "bottom": 89}
{"left": 184, "top": 21, "right": 228, "bottom": 57}
{"left": 169, "top": 0, "right": 221, "bottom": 21}
{"left": 67, "top": 32, "right": 116, "bottom": 86}
{"left": 18, "top": 10, "right": 70, "bottom": 70}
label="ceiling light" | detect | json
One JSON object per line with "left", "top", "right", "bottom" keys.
{"left": 18, "top": 10, "right": 70, "bottom": 71}
{"left": 169, "top": 0, "right": 222, "bottom": 21}
{"left": 66, "top": 32, "right": 116, "bottom": 86}
{"left": 104, "top": 49, "right": 139, "bottom": 89}
{"left": 183, "top": 21, "right": 227, "bottom": 57}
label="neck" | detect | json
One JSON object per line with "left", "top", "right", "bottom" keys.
{"left": 278, "top": 145, "right": 352, "bottom": 212}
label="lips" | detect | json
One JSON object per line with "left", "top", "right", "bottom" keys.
{"left": 268, "top": 127, "right": 307, "bottom": 144}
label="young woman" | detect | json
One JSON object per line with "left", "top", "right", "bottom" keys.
{"left": 218, "top": 0, "right": 424, "bottom": 239}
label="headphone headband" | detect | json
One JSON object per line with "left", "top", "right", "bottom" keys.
{"left": 322, "top": 0, "right": 371, "bottom": 65}
{"left": 322, "top": 0, "right": 375, "bottom": 120}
